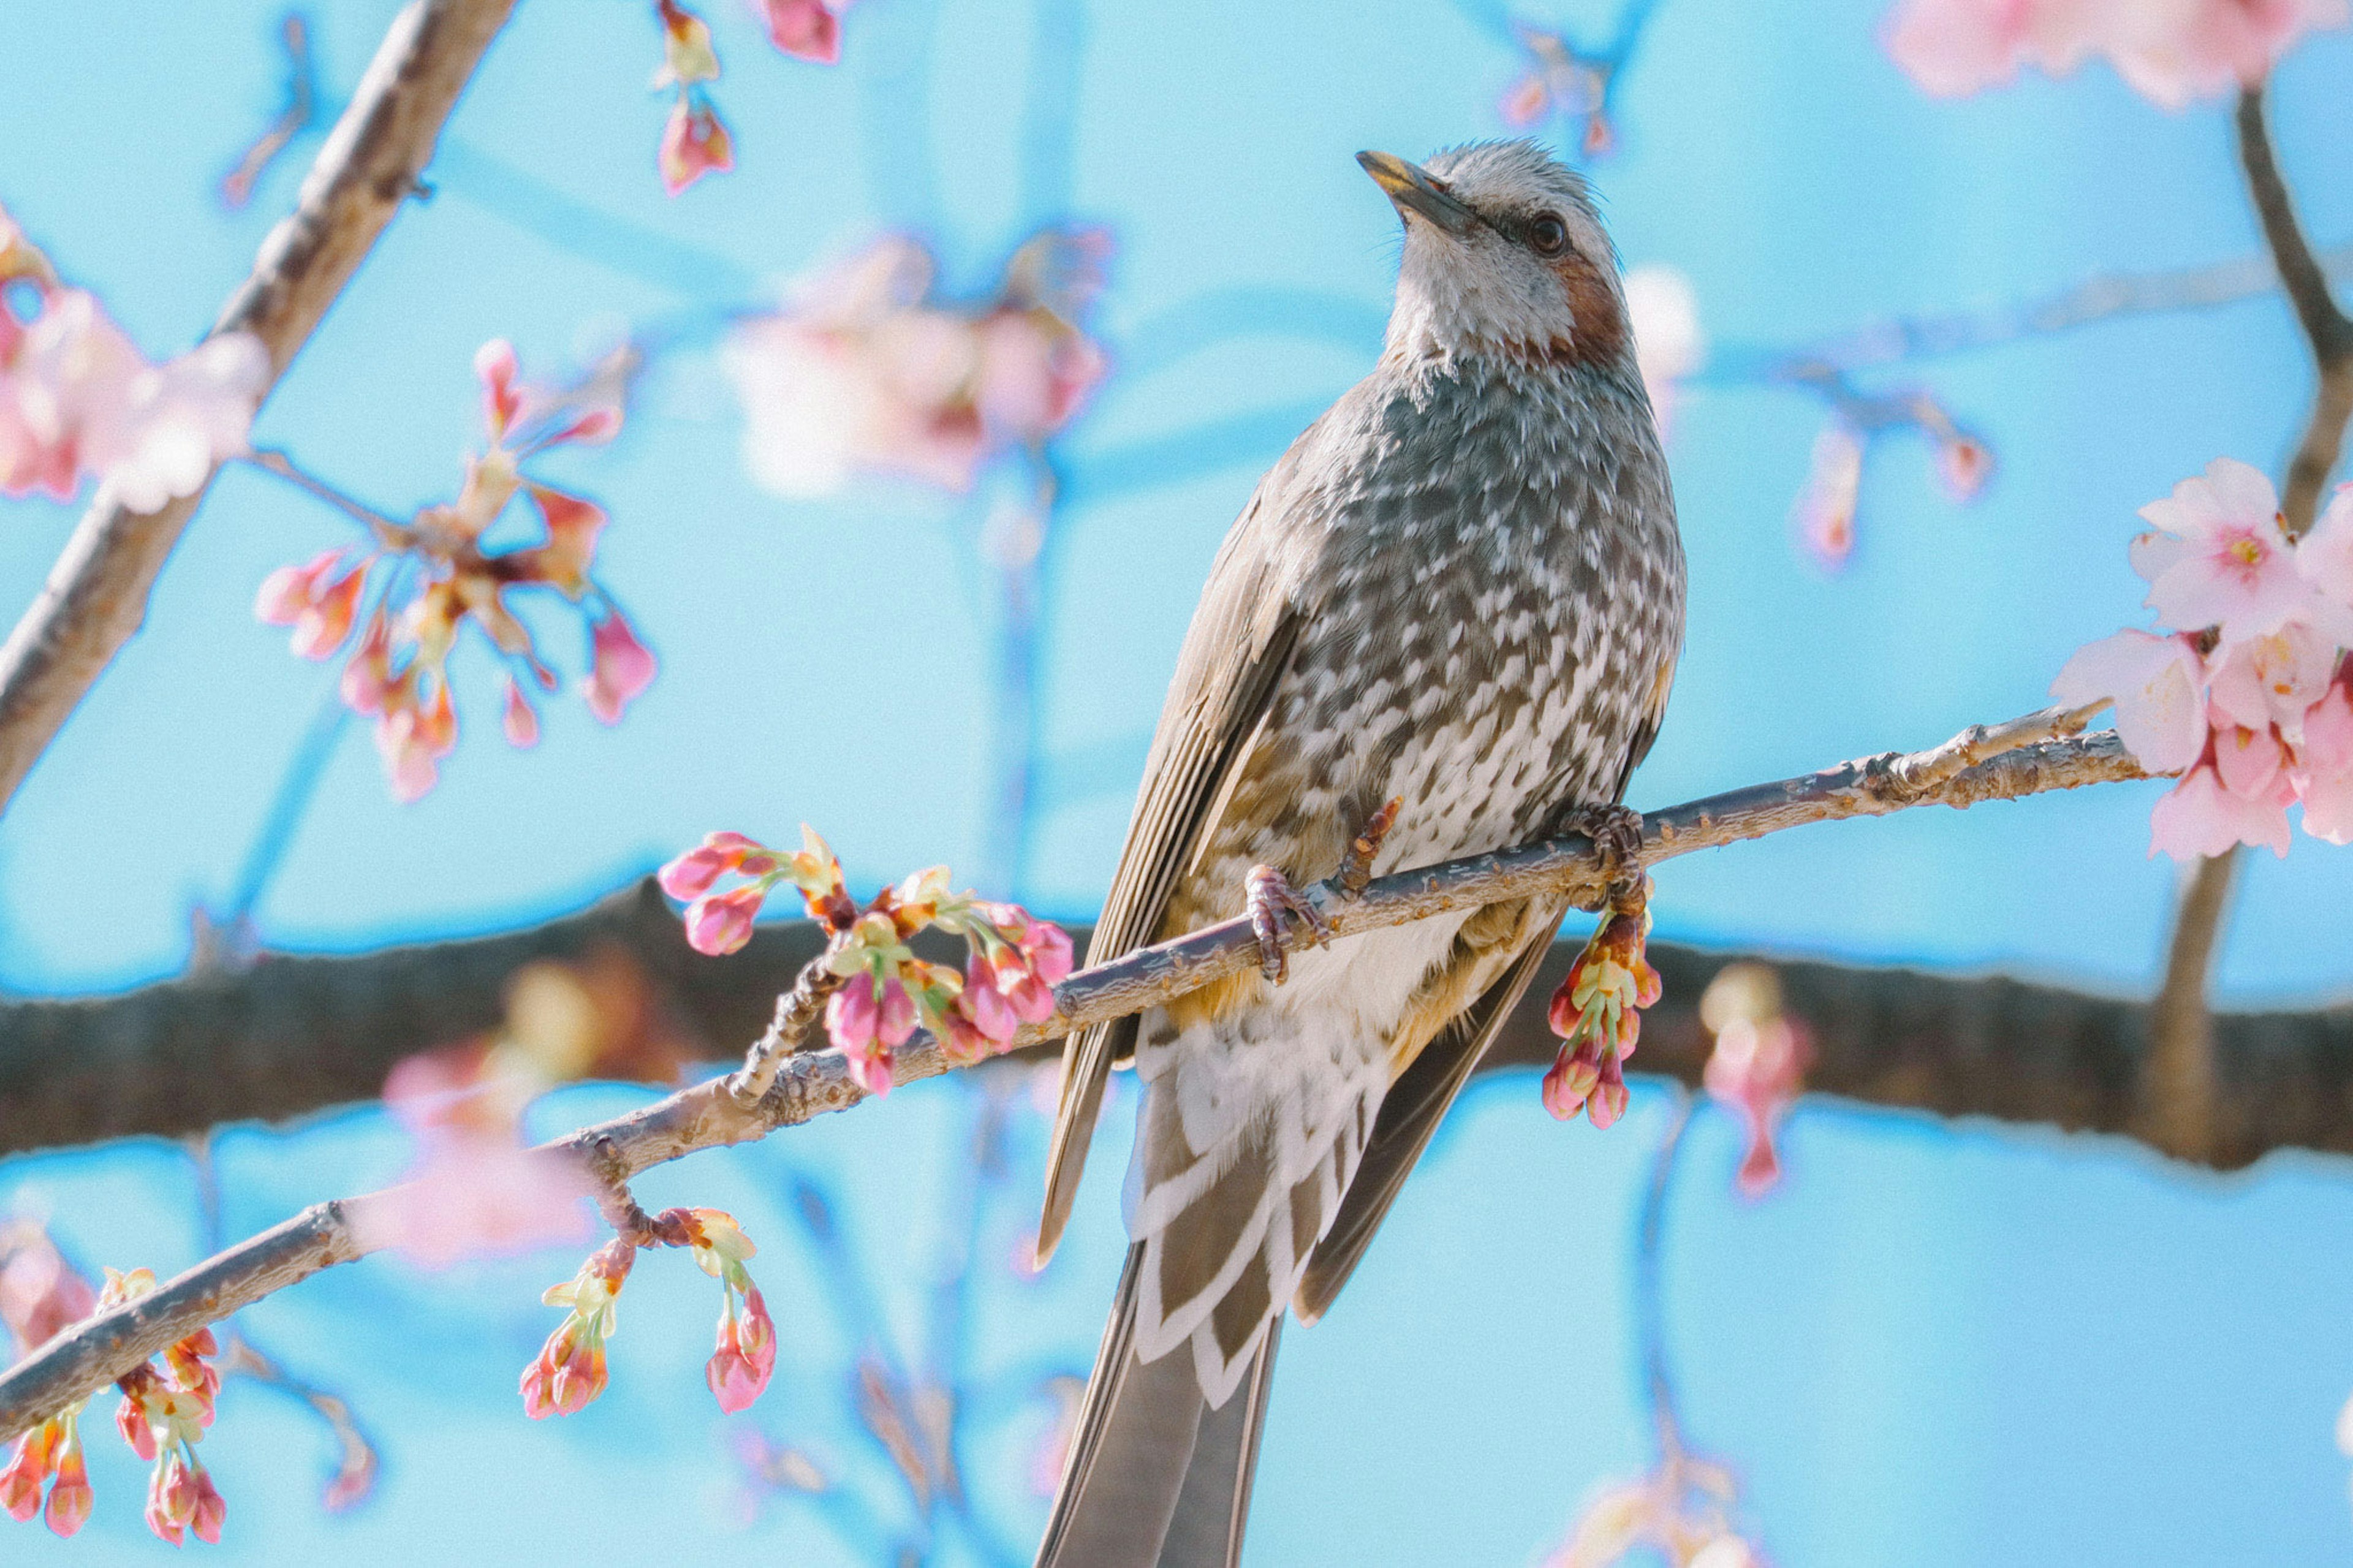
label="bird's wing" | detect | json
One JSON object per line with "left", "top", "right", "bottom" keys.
{"left": 1034, "top": 461, "right": 1314, "bottom": 1265}
{"left": 1292, "top": 904, "right": 1564, "bottom": 1323}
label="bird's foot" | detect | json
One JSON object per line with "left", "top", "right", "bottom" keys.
{"left": 1246, "top": 864, "right": 1332, "bottom": 983}
{"left": 1337, "top": 796, "right": 1403, "bottom": 900}
{"left": 1562, "top": 802, "right": 1646, "bottom": 908}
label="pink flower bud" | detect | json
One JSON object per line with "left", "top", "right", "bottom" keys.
{"left": 760, "top": 0, "right": 844, "bottom": 62}
{"left": 502, "top": 677, "right": 540, "bottom": 748}
{"left": 1542, "top": 1044, "right": 1601, "bottom": 1121}
{"left": 961, "top": 956, "right": 1019, "bottom": 1042}
{"left": 583, "top": 610, "right": 656, "bottom": 724}
{"left": 254, "top": 549, "right": 342, "bottom": 624}
{"left": 1587, "top": 1052, "right": 1630, "bottom": 1131}
{"left": 43, "top": 1442, "right": 91, "bottom": 1538}
{"left": 290, "top": 564, "right": 366, "bottom": 659}
{"left": 189, "top": 1465, "right": 225, "bottom": 1545}
{"left": 115, "top": 1395, "right": 155, "bottom": 1461}
{"left": 0, "top": 1433, "right": 45, "bottom": 1522}
{"left": 659, "top": 99, "right": 735, "bottom": 195}
{"left": 877, "top": 975, "right": 917, "bottom": 1047}
{"left": 684, "top": 885, "right": 764, "bottom": 955}
{"left": 827, "top": 978, "right": 879, "bottom": 1052}
{"left": 476, "top": 338, "right": 521, "bottom": 439}
{"left": 659, "top": 843, "right": 738, "bottom": 901}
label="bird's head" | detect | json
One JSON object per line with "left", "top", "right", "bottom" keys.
{"left": 1359, "top": 139, "right": 1629, "bottom": 373}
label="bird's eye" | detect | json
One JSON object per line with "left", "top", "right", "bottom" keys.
{"left": 1528, "top": 215, "right": 1570, "bottom": 256}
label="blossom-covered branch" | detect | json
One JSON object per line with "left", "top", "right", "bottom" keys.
{"left": 0, "top": 0, "right": 519, "bottom": 818}
{"left": 0, "top": 714, "right": 2145, "bottom": 1443}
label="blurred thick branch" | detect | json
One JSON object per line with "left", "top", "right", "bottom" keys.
{"left": 2145, "top": 85, "right": 2353, "bottom": 1161}
{"left": 0, "top": 0, "right": 517, "bottom": 817}
{"left": 0, "top": 714, "right": 2183, "bottom": 1441}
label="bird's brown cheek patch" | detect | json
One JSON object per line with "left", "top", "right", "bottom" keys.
{"left": 1548, "top": 252, "right": 1627, "bottom": 368}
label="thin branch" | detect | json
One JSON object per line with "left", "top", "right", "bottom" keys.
{"left": 1633, "top": 1091, "right": 1693, "bottom": 1456}
{"left": 2143, "top": 850, "right": 2240, "bottom": 1164}
{"left": 0, "top": 0, "right": 518, "bottom": 819}
{"left": 2235, "top": 84, "right": 2353, "bottom": 539}
{"left": 0, "top": 715, "right": 2145, "bottom": 1441}
{"left": 220, "top": 14, "right": 320, "bottom": 210}
{"left": 245, "top": 447, "right": 414, "bottom": 543}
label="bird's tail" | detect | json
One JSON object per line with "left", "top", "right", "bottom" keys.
{"left": 1035, "top": 1244, "right": 1283, "bottom": 1568}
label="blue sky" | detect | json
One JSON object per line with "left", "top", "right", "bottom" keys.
{"left": 4, "top": 0, "right": 2353, "bottom": 1562}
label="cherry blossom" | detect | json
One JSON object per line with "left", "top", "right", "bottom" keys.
{"left": 724, "top": 228, "right": 1112, "bottom": 497}
{"left": 2049, "top": 629, "right": 2207, "bottom": 774}
{"left": 659, "top": 99, "right": 735, "bottom": 195}
{"left": 1549, "top": 1445, "right": 1764, "bottom": 1568}
{"left": 2054, "top": 462, "right": 2353, "bottom": 858}
{"left": 1884, "top": 0, "right": 2348, "bottom": 108}
{"left": 350, "top": 1046, "right": 597, "bottom": 1268}
{"left": 1496, "top": 24, "right": 1615, "bottom": 157}
{"left": 0, "top": 1222, "right": 97, "bottom": 1355}
{"left": 2135, "top": 458, "right": 2322, "bottom": 645}
{"left": 0, "top": 270, "right": 266, "bottom": 509}
{"left": 1623, "top": 266, "right": 1704, "bottom": 441}
{"left": 252, "top": 339, "right": 643, "bottom": 800}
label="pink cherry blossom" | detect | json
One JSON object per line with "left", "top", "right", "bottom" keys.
{"left": 582, "top": 611, "right": 656, "bottom": 723}
{"left": 2295, "top": 484, "right": 2353, "bottom": 605}
{"left": 758, "top": 0, "right": 852, "bottom": 62}
{"left": 2295, "top": 681, "right": 2353, "bottom": 842}
{"left": 2206, "top": 619, "right": 2338, "bottom": 735}
{"left": 2137, "top": 457, "right": 2317, "bottom": 643}
{"left": 2150, "top": 756, "right": 2294, "bottom": 859}
{"left": 0, "top": 1225, "right": 96, "bottom": 1355}
{"left": 351, "top": 1054, "right": 596, "bottom": 1268}
{"left": 1884, "top": 0, "right": 2347, "bottom": 108}
{"left": 501, "top": 678, "right": 540, "bottom": 748}
{"left": 2049, "top": 627, "right": 2207, "bottom": 773}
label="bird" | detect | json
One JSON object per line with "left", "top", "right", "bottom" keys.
{"left": 1030, "top": 138, "right": 1685, "bottom": 1567}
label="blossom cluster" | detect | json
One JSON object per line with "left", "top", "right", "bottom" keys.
{"left": 255, "top": 339, "right": 651, "bottom": 800}
{"left": 1, "top": 1265, "right": 226, "bottom": 1545}
{"left": 659, "top": 827, "right": 1075, "bottom": 1094}
{"left": 1549, "top": 1447, "right": 1764, "bottom": 1568}
{"left": 1885, "top": 0, "right": 2347, "bottom": 108}
{"left": 1790, "top": 394, "right": 1993, "bottom": 573}
{"left": 722, "top": 227, "right": 1112, "bottom": 497}
{"left": 2052, "top": 460, "right": 2353, "bottom": 859}
{"left": 521, "top": 1208, "right": 778, "bottom": 1419}
{"left": 0, "top": 206, "right": 267, "bottom": 511}
{"left": 1498, "top": 23, "right": 1618, "bottom": 158}
{"left": 649, "top": 0, "right": 857, "bottom": 194}
{"left": 1543, "top": 896, "right": 1662, "bottom": 1132}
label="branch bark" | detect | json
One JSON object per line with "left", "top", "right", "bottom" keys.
{"left": 0, "top": 718, "right": 2150, "bottom": 1441}
{"left": 0, "top": 0, "right": 518, "bottom": 817}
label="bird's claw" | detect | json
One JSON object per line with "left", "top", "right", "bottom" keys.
{"left": 1338, "top": 796, "right": 1403, "bottom": 900}
{"left": 1247, "top": 864, "right": 1332, "bottom": 983}
{"left": 1563, "top": 802, "right": 1646, "bottom": 908}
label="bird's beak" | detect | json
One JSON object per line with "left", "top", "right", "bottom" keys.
{"left": 1357, "top": 151, "right": 1477, "bottom": 238}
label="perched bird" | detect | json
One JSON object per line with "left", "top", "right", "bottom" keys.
{"left": 1032, "top": 139, "right": 1685, "bottom": 1567}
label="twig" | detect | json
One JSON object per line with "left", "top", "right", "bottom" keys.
{"left": 2236, "top": 85, "right": 2353, "bottom": 539}
{"left": 245, "top": 448, "right": 414, "bottom": 545}
{"left": 220, "top": 15, "right": 320, "bottom": 210}
{"left": 729, "top": 947, "right": 849, "bottom": 1104}
{"left": 1634, "top": 1091, "right": 1693, "bottom": 1455}
{"left": 0, "top": 0, "right": 518, "bottom": 820}
{"left": 0, "top": 714, "right": 2143, "bottom": 1442}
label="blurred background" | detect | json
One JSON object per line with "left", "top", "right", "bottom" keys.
{"left": 3, "top": 0, "right": 2352, "bottom": 1561}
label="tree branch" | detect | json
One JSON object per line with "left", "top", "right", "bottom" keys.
{"left": 0, "top": 718, "right": 2149, "bottom": 1441}
{"left": 0, "top": 0, "right": 518, "bottom": 817}
{"left": 2235, "top": 85, "right": 2353, "bottom": 539}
